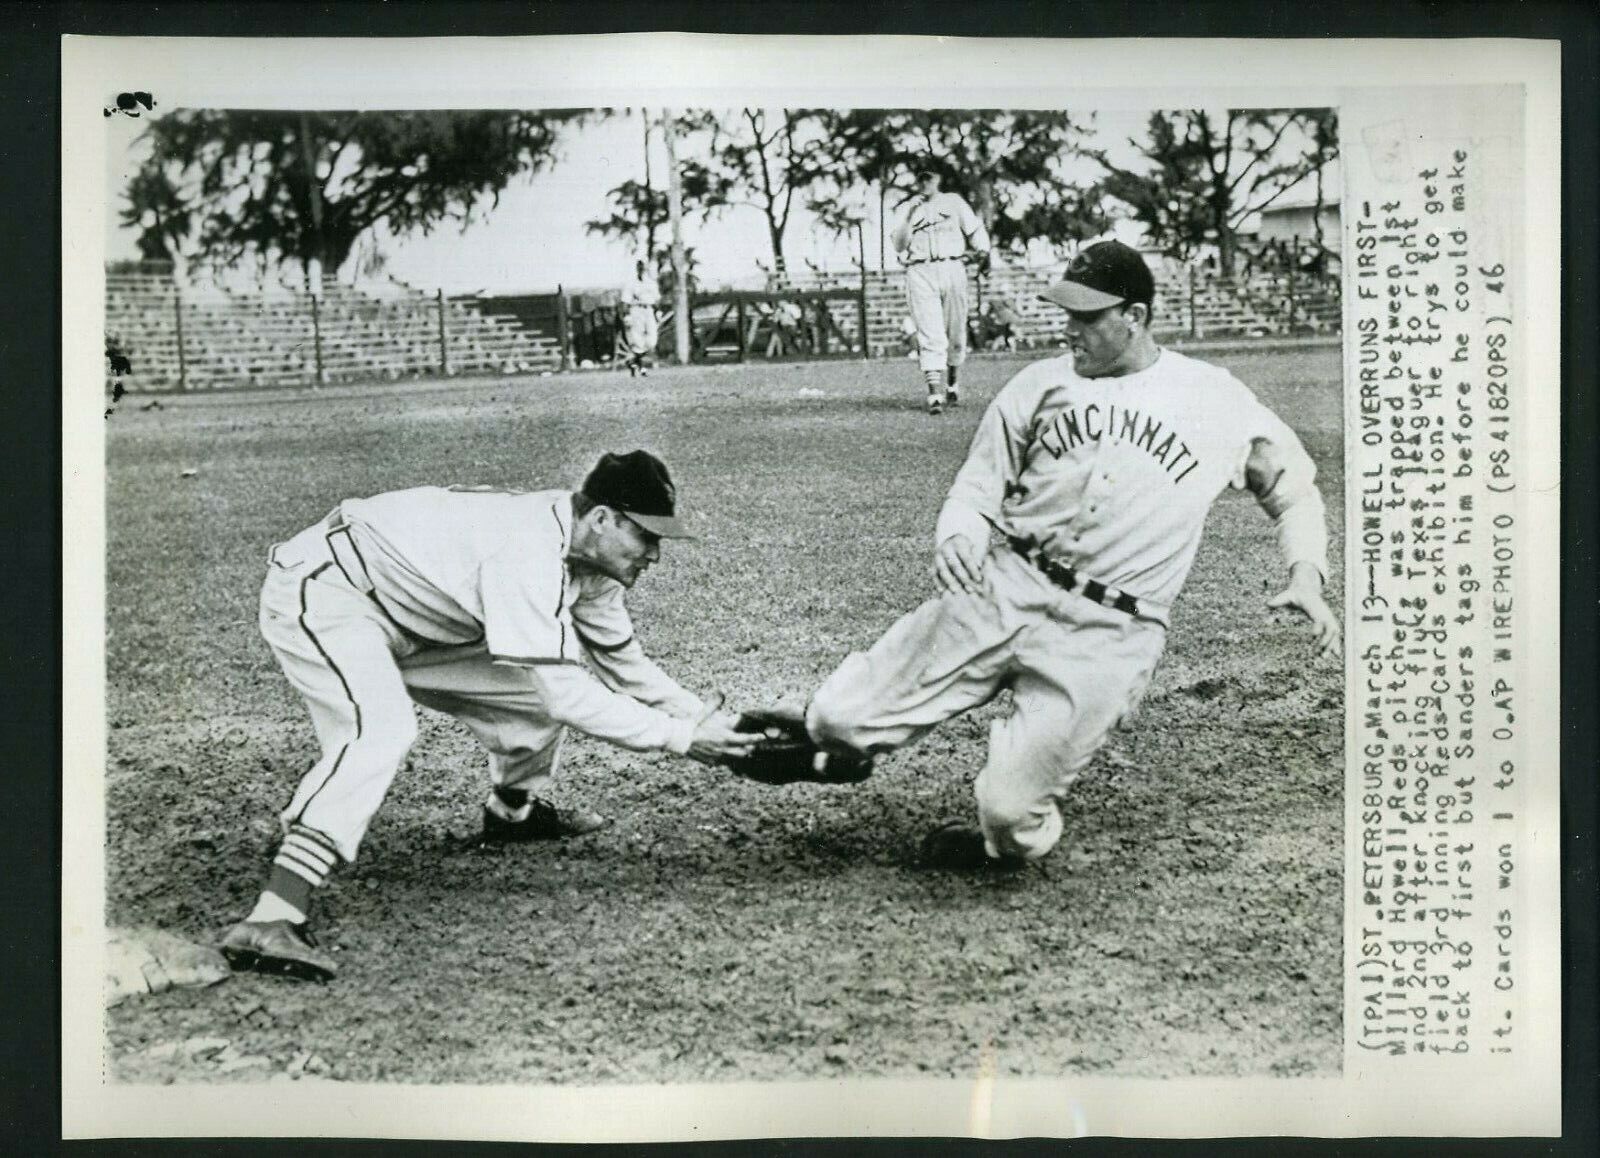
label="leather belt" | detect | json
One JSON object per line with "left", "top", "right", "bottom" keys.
{"left": 904, "top": 256, "right": 962, "bottom": 266}
{"left": 1007, "top": 535, "right": 1143, "bottom": 618}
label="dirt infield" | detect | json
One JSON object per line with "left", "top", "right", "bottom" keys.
{"left": 102, "top": 350, "right": 1344, "bottom": 1084}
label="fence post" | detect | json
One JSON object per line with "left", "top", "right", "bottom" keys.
{"left": 309, "top": 288, "right": 325, "bottom": 388}
{"left": 556, "top": 286, "right": 571, "bottom": 370}
{"left": 1187, "top": 262, "right": 1198, "bottom": 339}
{"left": 1286, "top": 238, "right": 1300, "bottom": 335}
{"left": 735, "top": 297, "right": 747, "bottom": 362}
{"left": 436, "top": 289, "right": 450, "bottom": 377}
{"left": 857, "top": 282, "right": 869, "bottom": 358}
{"left": 172, "top": 286, "right": 189, "bottom": 391}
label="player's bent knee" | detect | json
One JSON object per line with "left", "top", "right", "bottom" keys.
{"left": 356, "top": 712, "right": 419, "bottom": 764}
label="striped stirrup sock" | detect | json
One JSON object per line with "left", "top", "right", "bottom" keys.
{"left": 263, "top": 824, "right": 341, "bottom": 913}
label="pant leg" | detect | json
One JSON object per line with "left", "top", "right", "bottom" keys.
{"left": 973, "top": 602, "right": 1165, "bottom": 861}
{"left": 906, "top": 265, "right": 949, "bottom": 373}
{"left": 807, "top": 587, "right": 1020, "bottom": 756}
{"left": 260, "top": 564, "right": 419, "bottom": 863}
{"left": 942, "top": 262, "right": 969, "bottom": 369}
{"left": 401, "top": 643, "right": 566, "bottom": 797}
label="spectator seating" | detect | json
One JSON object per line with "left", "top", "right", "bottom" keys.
{"left": 105, "top": 264, "right": 562, "bottom": 392}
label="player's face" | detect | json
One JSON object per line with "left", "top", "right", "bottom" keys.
{"left": 594, "top": 510, "right": 662, "bottom": 587}
{"left": 1064, "top": 305, "right": 1138, "bottom": 378}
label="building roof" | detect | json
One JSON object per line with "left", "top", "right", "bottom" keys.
{"left": 1260, "top": 193, "right": 1342, "bottom": 214}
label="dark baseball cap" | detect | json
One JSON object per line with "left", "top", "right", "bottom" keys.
{"left": 580, "top": 450, "right": 691, "bottom": 539}
{"left": 1040, "top": 241, "right": 1155, "bottom": 311}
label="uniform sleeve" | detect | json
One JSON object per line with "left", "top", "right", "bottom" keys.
{"left": 934, "top": 369, "right": 1037, "bottom": 548}
{"left": 957, "top": 196, "right": 991, "bottom": 254}
{"left": 890, "top": 213, "right": 912, "bottom": 254}
{"left": 572, "top": 580, "right": 705, "bottom": 718}
{"left": 523, "top": 664, "right": 697, "bottom": 754}
{"left": 477, "top": 544, "right": 578, "bottom": 666}
{"left": 1233, "top": 396, "right": 1330, "bottom": 581}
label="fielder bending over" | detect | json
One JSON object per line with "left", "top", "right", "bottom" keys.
{"left": 803, "top": 242, "right": 1340, "bottom": 869}
{"left": 223, "top": 451, "right": 754, "bottom": 980}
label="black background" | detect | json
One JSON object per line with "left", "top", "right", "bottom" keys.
{"left": 4, "top": 2, "right": 1595, "bottom": 1156}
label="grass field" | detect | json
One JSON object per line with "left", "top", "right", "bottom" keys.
{"left": 103, "top": 347, "right": 1345, "bottom": 1085}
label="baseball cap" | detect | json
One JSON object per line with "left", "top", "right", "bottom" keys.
{"left": 1039, "top": 241, "right": 1155, "bottom": 312}
{"left": 580, "top": 450, "right": 692, "bottom": 539}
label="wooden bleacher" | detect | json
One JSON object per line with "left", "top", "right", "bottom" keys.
{"left": 105, "top": 264, "right": 563, "bottom": 392}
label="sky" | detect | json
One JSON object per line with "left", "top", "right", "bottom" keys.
{"left": 105, "top": 108, "right": 1333, "bottom": 295}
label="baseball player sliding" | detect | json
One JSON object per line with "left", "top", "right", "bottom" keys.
{"left": 221, "top": 451, "right": 756, "bottom": 980}
{"left": 892, "top": 162, "right": 991, "bottom": 415}
{"left": 787, "top": 241, "right": 1339, "bottom": 869}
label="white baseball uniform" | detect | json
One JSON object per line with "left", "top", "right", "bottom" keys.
{"left": 621, "top": 275, "right": 661, "bottom": 362}
{"left": 893, "top": 192, "right": 990, "bottom": 375}
{"left": 259, "top": 486, "right": 704, "bottom": 864}
{"left": 807, "top": 349, "right": 1328, "bottom": 860}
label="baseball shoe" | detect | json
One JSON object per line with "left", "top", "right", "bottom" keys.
{"left": 926, "top": 393, "right": 945, "bottom": 416}
{"left": 481, "top": 797, "right": 609, "bottom": 844}
{"left": 220, "top": 919, "right": 337, "bottom": 982}
{"left": 918, "top": 821, "right": 1025, "bottom": 872}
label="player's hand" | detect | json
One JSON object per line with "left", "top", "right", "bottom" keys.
{"left": 974, "top": 251, "right": 993, "bottom": 276}
{"left": 1267, "top": 566, "right": 1341, "bottom": 660}
{"left": 686, "top": 709, "right": 759, "bottom": 765}
{"left": 933, "top": 535, "right": 987, "bottom": 597}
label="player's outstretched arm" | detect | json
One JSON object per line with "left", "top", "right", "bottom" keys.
{"left": 1240, "top": 411, "right": 1338, "bottom": 659}
{"left": 685, "top": 709, "right": 759, "bottom": 765}
{"left": 1267, "top": 561, "right": 1342, "bottom": 660}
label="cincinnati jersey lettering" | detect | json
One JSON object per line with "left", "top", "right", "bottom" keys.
{"left": 934, "top": 349, "right": 1327, "bottom": 617}
{"left": 1034, "top": 401, "right": 1202, "bottom": 484}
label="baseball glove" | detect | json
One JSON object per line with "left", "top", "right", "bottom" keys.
{"left": 726, "top": 709, "right": 874, "bottom": 786}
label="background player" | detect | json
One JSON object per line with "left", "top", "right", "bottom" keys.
{"left": 221, "top": 450, "right": 755, "bottom": 980}
{"left": 804, "top": 241, "right": 1340, "bottom": 868}
{"left": 891, "top": 161, "right": 991, "bottom": 415}
{"left": 620, "top": 259, "right": 662, "bottom": 376}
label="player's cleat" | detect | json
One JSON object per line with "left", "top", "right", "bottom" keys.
{"left": 481, "top": 797, "right": 609, "bottom": 843}
{"left": 918, "top": 821, "right": 1026, "bottom": 872}
{"left": 220, "top": 919, "right": 337, "bottom": 982}
{"left": 926, "top": 393, "right": 945, "bottom": 416}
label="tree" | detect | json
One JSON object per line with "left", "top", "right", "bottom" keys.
{"left": 123, "top": 164, "right": 193, "bottom": 264}
{"left": 809, "top": 109, "right": 1110, "bottom": 260}
{"left": 587, "top": 109, "right": 832, "bottom": 281}
{"left": 688, "top": 108, "right": 831, "bottom": 279}
{"left": 1092, "top": 108, "right": 1339, "bottom": 273}
{"left": 121, "top": 109, "right": 587, "bottom": 281}
{"left": 583, "top": 118, "right": 724, "bottom": 266}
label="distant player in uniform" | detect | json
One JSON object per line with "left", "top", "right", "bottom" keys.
{"left": 221, "top": 450, "right": 756, "bottom": 980}
{"left": 892, "top": 162, "right": 992, "bottom": 415}
{"left": 804, "top": 242, "right": 1340, "bottom": 869}
{"left": 621, "top": 260, "right": 662, "bottom": 377}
